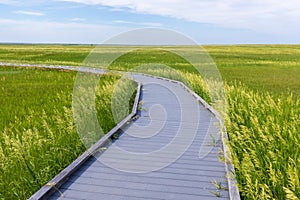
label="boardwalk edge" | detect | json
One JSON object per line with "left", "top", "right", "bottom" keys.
{"left": 28, "top": 80, "right": 142, "bottom": 200}
{"left": 139, "top": 73, "right": 241, "bottom": 200}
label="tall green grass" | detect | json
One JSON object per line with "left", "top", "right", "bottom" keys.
{"left": 0, "top": 66, "right": 136, "bottom": 199}
{"left": 226, "top": 83, "right": 299, "bottom": 199}
{"left": 1, "top": 45, "right": 299, "bottom": 199}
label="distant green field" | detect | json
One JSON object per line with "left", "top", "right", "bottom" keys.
{"left": 0, "top": 44, "right": 299, "bottom": 96}
{"left": 0, "top": 66, "right": 136, "bottom": 199}
{"left": 0, "top": 44, "right": 91, "bottom": 66}
{"left": 206, "top": 45, "right": 300, "bottom": 96}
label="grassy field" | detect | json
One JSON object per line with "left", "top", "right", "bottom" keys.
{"left": 0, "top": 66, "right": 136, "bottom": 199}
{"left": 206, "top": 45, "right": 300, "bottom": 96}
{"left": 0, "top": 44, "right": 91, "bottom": 66}
{"left": 0, "top": 44, "right": 299, "bottom": 199}
{"left": 0, "top": 44, "right": 299, "bottom": 96}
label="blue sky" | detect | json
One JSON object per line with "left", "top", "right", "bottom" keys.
{"left": 0, "top": 0, "right": 299, "bottom": 44}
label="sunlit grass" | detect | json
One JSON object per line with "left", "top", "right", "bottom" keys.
{"left": 226, "top": 83, "right": 300, "bottom": 199}
{"left": 0, "top": 44, "right": 92, "bottom": 66}
{"left": 0, "top": 44, "right": 299, "bottom": 199}
{"left": 0, "top": 66, "right": 136, "bottom": 199}
{"left": 205, "top": 45, "right": 300, "bottom": 96}
{"left": 1, "top": 44, "right": 299, "bottom": 96}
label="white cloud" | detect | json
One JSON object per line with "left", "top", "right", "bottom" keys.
{"left": 71, "top": 17, "right": 86, "bottom": 21}
{"left": 0, "top": 0, "right": 19, "bottom": 5}
{"left": 60, "top": 0, "right": 300, "bottom": 34}
{"left": 13, "top": 10, "right": 45, "bottom": 16}
{"left": 0, "top": 18, "right": 126, "bottom": 43}
{"left": 113, "top": 20, "right": 162, "bottom": 27}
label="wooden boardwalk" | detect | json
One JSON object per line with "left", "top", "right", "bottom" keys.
{"left": 49, "top": 74, "right": 230, "bottom": 200}
{"left": 0, "top": 63, "right": 238, "bottom": 199}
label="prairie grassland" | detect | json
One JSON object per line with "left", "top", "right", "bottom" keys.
{"left": 0, "top": 44, "right": 92, "bottom": 66}
{"left": 0, "top": 66, "right": 136, "bottom": 199}
{"left": 0, "top": 44, "right": 299, "bottom": 199}
{"left": 205, "top": 45, "right": 300, "bottom": 96}
{"left": 1, "top": 44, "right": 299, "bottom": 96}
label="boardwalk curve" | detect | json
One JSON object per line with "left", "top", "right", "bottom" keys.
{"left": 0, "top": 62, "right": 239, "bottom": 199}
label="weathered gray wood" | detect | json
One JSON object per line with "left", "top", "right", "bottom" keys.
{"left": 133, "top": 73, "right": 240, "bottom": 200}
{"left": 47, "top": 74, "right": 234, "bottom": 199}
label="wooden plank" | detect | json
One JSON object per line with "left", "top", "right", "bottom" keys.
{"left": 133, "top": 73, "right": 240, "bottom": 200}
{"left": 47, "top": 74, "right": 231, "bottom": 199}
